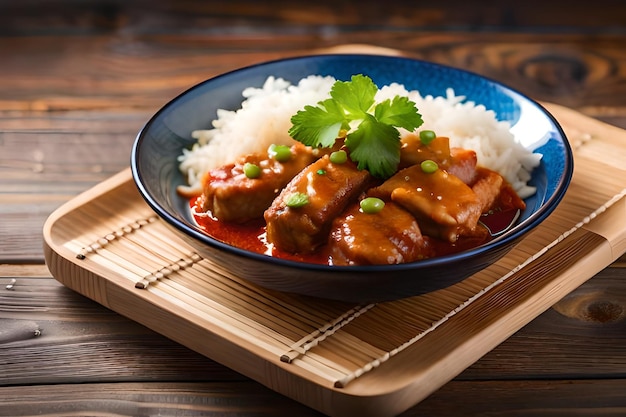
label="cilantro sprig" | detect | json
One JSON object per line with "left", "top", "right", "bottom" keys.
{"left": 288, "top": 74, "right": 424, "bottom": 178}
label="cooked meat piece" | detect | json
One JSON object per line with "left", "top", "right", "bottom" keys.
{"left": 399, "top": 133, "right": 451, "bottom": 169}
{"left": 492, "top": 173, "right": 527, "bottom": 212}
{"left": 369, "top": 164, "right": 482, "bottom": 242}
{"left": 264, "top": 154, "right": 372, "bottom": 254}
{"left": 400, "top": 133, "right": 478, "bottom": 185}
{"left": 200, "top": 143, "right": 316, "bottom": 223}
{"left": 328, "top": 201, "right": 433, "bottom": 266}
{"left": 448, "top": 147, "right": 478, "bottom": 185}
{"left": 473, "top": 167, "right": 526, "bottom": 217}
{"left": 472, "top": 167, "right": 505, "bottom": 212}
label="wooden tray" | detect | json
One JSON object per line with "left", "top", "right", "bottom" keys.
{"left": 43, "top": 102, "right": 626, "bottom": 417}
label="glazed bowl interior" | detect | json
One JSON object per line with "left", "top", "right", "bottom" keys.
{"left": 131, "top": 54, "right": 573, "bottom": 303}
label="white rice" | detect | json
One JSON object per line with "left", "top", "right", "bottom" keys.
{"left": 177, "top": 75, "right": 541, "bottom": 198}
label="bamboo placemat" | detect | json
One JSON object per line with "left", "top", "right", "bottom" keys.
{"left": 43, "top": 102, "right": 626, "bottom": 417}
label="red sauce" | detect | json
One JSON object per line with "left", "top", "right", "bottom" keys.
{"left": 191, "top": 197, "right": 329, "bottom": 264}
{"left": 190, "top": 197, "right": 516, "bottom": 265}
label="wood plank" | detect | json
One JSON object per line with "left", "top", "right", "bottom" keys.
{"left": 0, "top": 110, "right": 150, "bottom": 261}
{"left": 1, "top": 33, "right": 626, "bottom": 113}
{"left": 0, "top": 381, "right": 322, "bottom": 416}
{"left": 0, "top": 111, "right": 147, "bottom": 191}
{"left": 2, "top": 0, "right": 626, "bottom": 34}
{"left": 415, "top": 379, "right": 626, "bottom": 416}
{"left": 0, "top": 276, "right": 242, "bottom": 385}
{"left": 0, "top": 379, "right": 624, "bottom": 416}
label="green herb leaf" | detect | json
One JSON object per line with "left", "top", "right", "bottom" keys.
{"left": 374, "top": 96, "right": 423, "bottom": 131}
{"left": 288, "top": 74, "right": 423, "bottom": 178}
{"left": 345, "top": 114, "right": 401, "bottom": 178}
{"left": 289, "top": 100, "right": 345, "bottom": 148}
{"left": 329, "top": 74, "right": 377, "bottom": 118}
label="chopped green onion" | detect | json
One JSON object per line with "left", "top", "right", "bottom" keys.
{"left": 285, "top": 192, "right": 309, "bottom": 208}
{"left": 360, "top": 197, "right": 385, "bottom": 214}
{"left": 329, "top": 150, "right": 348, "bottom": 164}
{"left": 420, "top": 159, "right": 438, "bottom": 174}
{"left": 268, "top": 144, "right": 292, "bottom": 162}
{"left": 317, "top": 169, "right": 326, "bottom": 175}
{"left": 419, "top": 130, "right": 437, "bottom": 145}
{"left": 243, "top": 162, "right": 261, "bottom": 179}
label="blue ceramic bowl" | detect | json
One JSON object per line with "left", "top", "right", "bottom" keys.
{"left": 131, "top": 54, "right": 573, "bottom": 303}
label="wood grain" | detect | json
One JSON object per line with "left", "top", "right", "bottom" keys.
{"left": 0, "top": 379, "right": 625, "bottom": 417}
{"left": 2, "top": 33, "right": 626, "bottom": 116}
{"left": 1, "top": 1, "right": 626, "bottom": 416}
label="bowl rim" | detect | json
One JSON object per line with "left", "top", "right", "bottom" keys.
{"left": 131, "top": 53, "right": 574, "bottom": 274}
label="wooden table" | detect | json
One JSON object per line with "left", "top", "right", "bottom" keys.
{"left": 2, "top": 1, "right": 626, "bottom": 415}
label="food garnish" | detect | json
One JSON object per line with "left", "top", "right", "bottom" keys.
{"left": 420, "top": 159, "right": 439, "bottom": 174}
{"left": 285, "top": 192, "right": 309, "bottom": 208}
{"left": 359, "top": 197, "right": 385, "bottom": 214}
{"left": 329, "top": 150, "right": 348, "bottom": 164}
{"left": 288, "top": 74, "right": 424, "bottom": 179}
{"left": 418, "top": 130, "right": 437, "bottom": 144}
{"left": 268, "top": 144, "right": 292, "bottom": 162}
{"left": 243, "top": 162, "right": 261, "bottom": 178}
